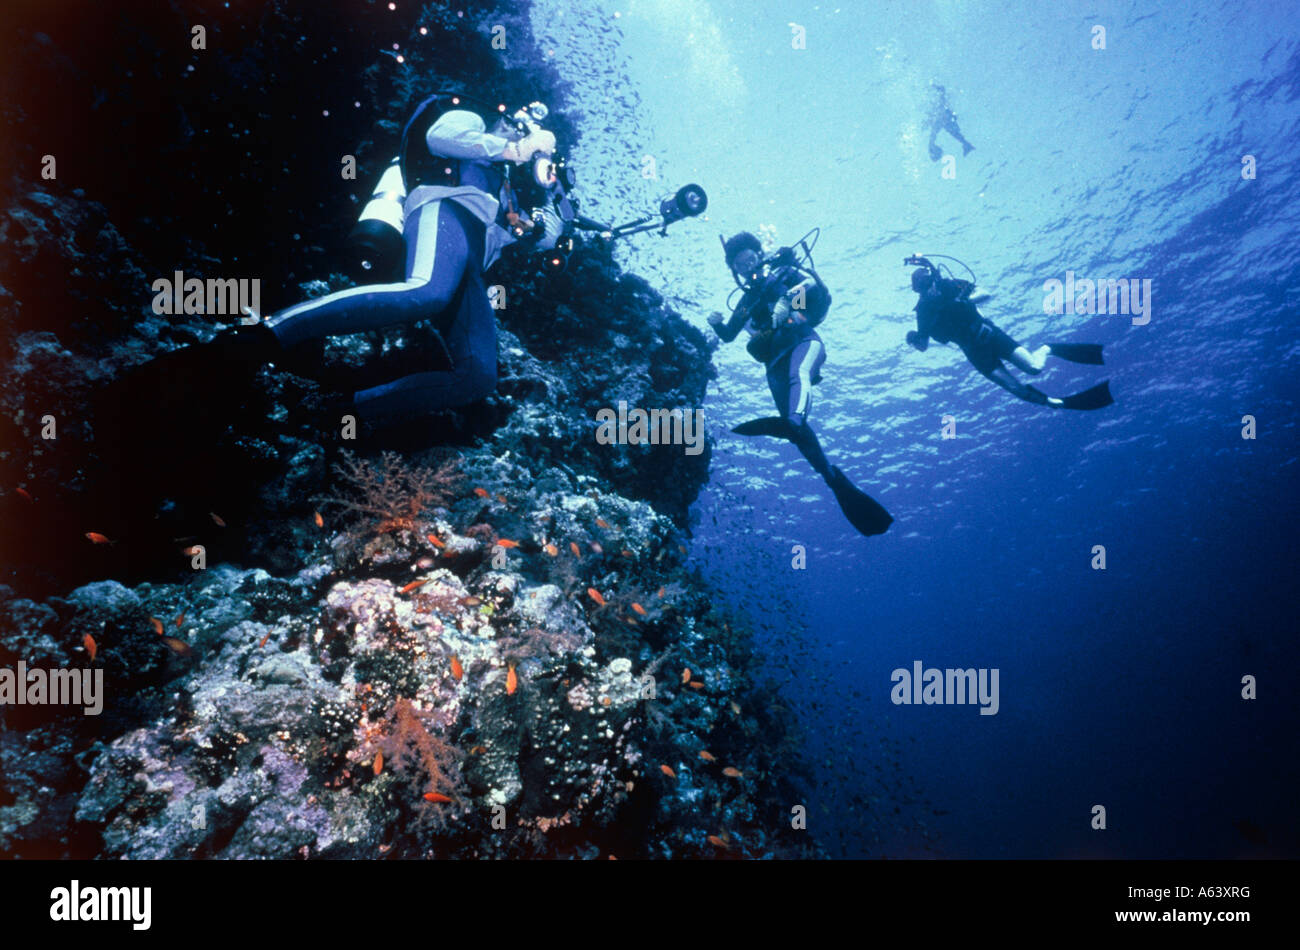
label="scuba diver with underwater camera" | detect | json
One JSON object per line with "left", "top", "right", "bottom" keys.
{"left": 198, "top": 92, "right": 706, "bottom": 423}
{"left": 201, "top": 93, "right": 572, "bottom": 422}
{"left": 904, "top": 254, "right": 1113, "bottom": 410}
{"left": 709, "top": 231, "right": 893, "bottom": 538}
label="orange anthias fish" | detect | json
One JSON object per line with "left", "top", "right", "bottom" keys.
{"left": 595, "top": 518, "right": 610, "bottom": 529}
{"left": 620, "top": 549, "right": 634, "bottom": 558}
{"left": 426, "top": 533, "right": 445, "bottom": 548}
{"left": 656, "top": 586, "right": 666, "bottom": 598}
{"left": 689, "top": 681, "right": 704, "bottom": 690}
{"left": 631, "top": 602, "right": 647, "bottom": 616}
{"left": 543, "top": 543, "right": 558, "bottom": 556}
{"left": 149, "top": 617, "right": 164, "bottom": 636}
{"left": 495, "top": 538, "right": 519, "bottom": 548}
{"left": 586, "top": 588, "right": 606, "bottom": 607}
{"left": 589, "top": 541, "right": 603, "bottom": 555}
{"left": 85, "top": 532, "right": 112, "bottom": 545}
{"left": 496, "top": 493, "right": 508, "bottom": 504}
{"left": 569, "top": 541, "right": 581, "bottom": 557}
{"left": 660, "top": 764, "right": 676, "bottom": 779}
{"left": 314, "top": 511, "right": 324, "bottom": 528}
{"left": 15, "top": 487, "right": 33, "bottom": 502}
{"left": 399, "top": 579, "right": 428, "bottom": 594}
{"left": 423, "top": 792, "right": 453, "bottom": 803}
{"left": 707, "top": 835, "right": 730, "bottom": 850}
{"left": 698, "top": 750, "right": 716, "bottom": 763}
{"left": 373, "top": 752, "right": 383, "bottom": 776}
{"left": 180, "top": 545, "right": 202, "bottom": 556}
{"left": 469, "top": 745, "right": 487, "bottom": 755}
{"left": 506, "top": 663, "right": 518, "bottom": 696}
{"left": 473, "top": 487, "right": 490, "bottom": 498}
{"left": 210, "top": 512, "right": 226, "bottom": 527}
{"left": 681, "top": 668, "right": 691, "bottom": 684}
{"left": 83, "top": 634, "right": 97, "bottom": 661}
{"left": 722, "top": 767, "right": 744, "bottom": 778}
{"left": 258, "top": 633, "right": 270, "bottom": 649}
{"left": 450, "top": 655, "right": 464, "bottom": 682}
{"left": 174, "top": 612, "right": 185, "bottom": 628}
{"left": 162, "top": 636, "right": 193, "bottom": 657}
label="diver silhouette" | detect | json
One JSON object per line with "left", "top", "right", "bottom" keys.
{"left": 927, "top": 84, "right": 974, "bottom": 161}
{"left": 710, "top": 231, "right": 892, "bottom": 537}
{"left": 905, "top": 256, "right": 1112, "bottom": 410}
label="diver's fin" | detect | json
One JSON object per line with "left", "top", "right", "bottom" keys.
{"left": 732, "top": 417, "right": 796, "bottom": 439}
{"left": 826, "top": 466, "right": 893, "bottom": 537}
{"left": 1048, "top": 343, "right": 1105, "bottom": 365}
{"left": 1058, "top": 380, "right": 1114, "bottom": 410}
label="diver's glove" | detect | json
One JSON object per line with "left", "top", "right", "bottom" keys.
{"left": 503, "top": 129, "right": 556, "bottom": 164}
{"left": 906, "top": 330, "right": 928, "bottom": 351}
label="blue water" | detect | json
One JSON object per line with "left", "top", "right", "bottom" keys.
{"left": 573, "top": 0, "right": 1300, "bottom": 857}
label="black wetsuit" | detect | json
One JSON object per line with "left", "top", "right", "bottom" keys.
{"left": 913, "top": 278, "right": 1018, "bottom": 373}
{"left": 714, "top": 260, "right": 834, "bottom": 475}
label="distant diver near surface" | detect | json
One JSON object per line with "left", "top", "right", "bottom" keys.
{"left": 904, "top": 254, "right": 1113, "bottom": 410}
{"left": 709, "top": 230, "right": 893, "bottom": 537}
{"left": 926, "top": 84, "right": 974, "bottom": 161}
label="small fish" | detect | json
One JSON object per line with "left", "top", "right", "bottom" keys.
{"left": 426, "top": 533, "right": 445, "bottom": 548}
{"left": 162, "top": 636, "right": 193, "bottom": 657}
{"left": 621, "top": 549, "right": 634, "bottom": 558}
{"left": 729, "top": 701, "right": 742, "bottom": 715}
{"left": 698, "top": 750, "right": 716, "bottom": 762}
{"left": 450, "top": 655, "right": 463, "bottom": 681}
{"left": 473, "top": 487, "right": 490, "bottom": 498}
{"left": 399, "top": 579, "right": 427, "bottom": 594}
{"left": 460, "top": 595, "right": 482, "bottom": 607}
{"left": 586, "top": 588, "right": 606, "bottom": 607}
{"left": 85, "top": 532, "right": 112, "bottom": 545}
{"left": 423, "top": 792, "right": 453, "bottom": 803}
{"left": 677, "top": 544, "right": 687, "bottom": 554}
{"left": 180, "top": 545, "right": 202, "bottom": 556}
{"left": 416, "top": 556, "right": 435, "bottom": 569}
{"left": 258, "top": 633, "right": 270, "bottom": 649}
{"left": 83, "top": 634, "right": 97, "bottom": 661}
{"left": 689, "top": 681, "right": 704, "bottom": 690}
{"left": 314, "top": 511, "right": 324, "bottom": 527}
{"left": 601, "top": 696, "right": 612, "bottom": 706}
{"left": 590, "top": 541, "right": 604, "bottom": 554}
{"left": 722, "top": 767, "right": 743, "bottom": 778}
{"left": 631, "top": 602, "right": 647, "bottom": 616}
{"left": 543, "top": 543, "right": 558, "bottom": 556}
{"left": 495, "top": 538, "right": 519, "bottom": 548}
{"left": 209, "top": 512, "right": 226, "bottom": 527}
{"left": 373, "top": 752, "right": 383, "bottom": 776}
{"left": 174, "top": 612, "right": 185, "bottom": 628}
{"left": 470, "top": 745, "right": 487, "bottom": 755}
{"left": 660, "top": 764, "right": 676, "bottom": 779}
{"left": 149, "top": 617, "right": 164, "bottom": 636}
{"left": 506, "top": 663, "right": 518, "bottom": 695}
{"left": 681, "top": 668, "right": 691, "bottom": 684}
{"left": 595, "top": 518, "right": 610, "bottom": 529}
{"left": 707, "top": 835, "right": 730, "bottom": 850}
{"left": 15, "top": 487, "right": 33, "bottom": 502}
{"left": 496, "top": 493, "right": 507, "bottom": 504}
{"left": 656, "top": 586, "right": 666, "bottom": 598}
{"left": 569, "top": 541, "right": 581, "bottom": 557}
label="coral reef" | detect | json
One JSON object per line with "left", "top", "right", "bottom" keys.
{"left": 0, "top": 0, "right": 814, "bottom": 859}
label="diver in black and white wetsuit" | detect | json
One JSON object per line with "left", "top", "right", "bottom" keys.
{"left": 214, "top": 99, "right": 567, "bottom": 421}
{"left": 710, "top": 232, "right": 892, "bottom": 537}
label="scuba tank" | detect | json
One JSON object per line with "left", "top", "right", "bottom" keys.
{"left": 345, "top": 93, "right": 524, "bottom": 280}
{"left": 348, "top": 156, "right": 407, "bottom": 278}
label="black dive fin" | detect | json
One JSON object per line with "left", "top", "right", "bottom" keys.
{"left": 1058, "top": 380, "right": 1114, "bottom": 410}
{"left": 732, "top": 417, "right": 796, "bottom": 439}
{"left": 827, "top": 467, "right": 893, "bottom": 537}
{"left": 1048, "top": 343, "right": 1105, "bottom": 365}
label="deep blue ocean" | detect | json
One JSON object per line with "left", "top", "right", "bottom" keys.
{"left": 559, "top": 0, "right": 1300, "bottom": 857}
